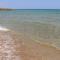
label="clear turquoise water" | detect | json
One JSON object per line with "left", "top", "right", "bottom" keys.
{"left": 0, "top": 9, "right": 60, "bottom": 25}
{"left": 0, "top": 9, "right": 60, "bottom": 32}
{"left": 0, "top": 9, "right": 60, "bottom": 48}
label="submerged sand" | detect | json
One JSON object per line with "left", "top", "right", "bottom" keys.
{"left": 0, "top": 31, "right": 60, "bottom": 60}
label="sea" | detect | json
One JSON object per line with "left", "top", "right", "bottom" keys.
{"left": 0, "top": 9, "right": 60, "bottom": 48}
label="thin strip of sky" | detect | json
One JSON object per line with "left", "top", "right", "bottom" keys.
{"left": 0, "top": 0, "right": 60, "bottom": 9}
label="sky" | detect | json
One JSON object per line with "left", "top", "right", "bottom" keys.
{"left": 0, "top": 0, "right": 60, "bottom": 9}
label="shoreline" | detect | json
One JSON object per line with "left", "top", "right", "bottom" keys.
{"left": 0, "top": 25, "right": 60, "bottom": 50}
{"left": 0, "top": 8, "right": 15, "bottom": 11}
{"left": 0, "top": 24, "right": 60, "bottom": 50}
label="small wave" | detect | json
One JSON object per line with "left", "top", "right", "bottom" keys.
{"left": 0, "top": 26, "right": 10, "bottom": 31}
{"left": 33, "top": 39, "right": 60, "bottom": 50}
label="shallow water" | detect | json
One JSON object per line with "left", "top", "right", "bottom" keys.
{"left": 0, "top": 9, "right": 60, "bottom": 48}
{"left": 0, "top": 31, "right": 22, "bottom": 60}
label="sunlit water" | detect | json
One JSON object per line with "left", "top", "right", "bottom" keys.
{"left": 0, "top": 32, "right": 21, "bottom": 60}
{"left": 0, "top": 9, "right": 60, "bottom": 48}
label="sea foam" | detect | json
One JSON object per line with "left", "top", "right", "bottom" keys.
{"left": 0, "top": 26, "right": 10, "bottom": 31}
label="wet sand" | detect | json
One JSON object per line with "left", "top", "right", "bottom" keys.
{"left": 0, "top": 31, "right": 60, "bottom": 60}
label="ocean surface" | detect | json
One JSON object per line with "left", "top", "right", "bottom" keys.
{"left": 0, "top": 9, "right": 60, "bottom": 48}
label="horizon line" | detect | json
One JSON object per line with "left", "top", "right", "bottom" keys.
{"left": 0, "top": 8, "right": 60, "bottom": 10}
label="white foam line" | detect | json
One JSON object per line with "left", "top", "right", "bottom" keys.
{"left": 0, "top": 26, "right": 10, "bottom": 31}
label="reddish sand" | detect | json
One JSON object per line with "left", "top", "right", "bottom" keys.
{"left": 0, "top": 31, "right": 60, "bottom": 60}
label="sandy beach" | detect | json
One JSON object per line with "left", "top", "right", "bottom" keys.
{"left": 0, "top": 30, "right": 60, "bottom": 60}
